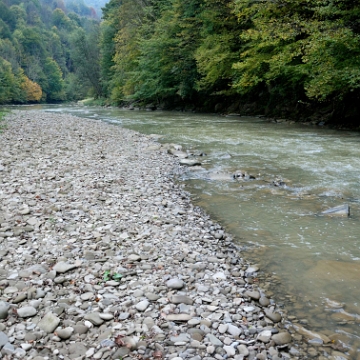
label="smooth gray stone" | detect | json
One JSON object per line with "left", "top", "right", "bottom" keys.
{"left": 237, "top": 344, "right": 249, "bottom": 356}
{"left": 259, "top": 296, "right": 270, "bottom": 307}
{"left": 133, "top": 289, "right": 144, "bottom": 297}
{"left": 166, "top": 314, "right": 192, "bottom": 321}
{"left": 74, "top": 325, "right": 89, "bottom": 334}
{"left": 206, "top": 334, "right": 223, "bottom": 346}
{"left": 53, "top": 261, "right": 78, "bottom": 273}
{"left": 0, "top": 332, "right": 9, "bottom": 347}
{"left": 2, "top": 342, "right": 14, "bottom": 355}
{"left": 38, "top": 312, "right": 61, "bottom": 333}
{"left": 227, "top": 324, "right": 242, "bottom": 337}
{"left": 99, "top": 313, "right": 114, "bottom": 320}
{"left": 17, "top": 306, "right": 37, "bottom": 318}
{"left": 84, "top": 312, "right": 104, "bottom": 326}
{"left": 169, "top": 295, "right": 193, "bottom": 305}
{"left": 13, "top": 293, "right": 27, "bottom": 304}
{"left": 272, "top": 332, "right": 292, "bottom": 345}
{"left": 56, "top": 327, "right": 74, "bottom": 340}
{"left": 179, "top": 304, "right": 193, "bottom": 313}
{"left": 218, "top": 324, "right": 228, "bottom": 333}
{"left": 0, "top": 302, "right": 10, "bottom": 319}
{"left": 145, "top": 292, "right": 160, "bottom": 301}
{"left": 322, "top": 204, "right": 350, "bottom": 216}
{"left": 166, "top": 278, "right": 184, "bottom": 289}
{"left": 244, "top": 290, "right": 260, "bottom": 300}
{"left": 257, "top": 330, "right": 272, "bottom": 343}
{"left": 170, "top": 333, "right": 191, "bottom": 343}
{"left": 101, "top": 339, "right": 116, "bottom": 348}
{"left": 119, "top": 312, "right": 130, "bottom": 320}
{"left": 13, "top": 348, "right": 26, "bottom": 358}
{"left": 128, "top": 254, "right": 141, "bottom": 262}
{"left": 135, "top": 300, "right": 150, "bottom": 312}
{"left": 245, "top": 265, "right": 259, "bottom": 274}
{"left": 264, "top": 309, "right": 282, "bottom": 323}
{"left": 224, "top": 345, "right": 236, "bottom": 356}
{"left": 67, "top": 343, "right": 87, "bottom": 357}
{"left": 112, "top": 347, "right": 130, "bottom": 359}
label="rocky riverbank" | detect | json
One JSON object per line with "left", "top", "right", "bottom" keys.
{"left": 0, "top": 110, "right": 338, "bottom": 360}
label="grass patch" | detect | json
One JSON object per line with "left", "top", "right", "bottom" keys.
{"left": 79, "top": 98, "right": 115, "bottom": 107}
{"left": 0, "top": 110, "right": 8, "bottom": 133}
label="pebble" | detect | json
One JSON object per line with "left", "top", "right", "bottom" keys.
{"left": 99, "top": 313, "right": 114, "bottom": 320}
{"left": 272, "top": 332, "right": 292, "bottom": 345}
{"left": 17, "top": 306, "right": 37, "bottom": 318}
{"left": 246, "top": 265, "right": 259, "bottom": 274}
{"left": 224, "top": 345, "right": 236, "bottom": 356}
{"left": 84, "top": 312, "right": 104, "bottom": 326}
{"left": 227, "top": 324, "right": 242, "bottom": 337}
{"left": 53, "top": 261, "right": 78, "bottom": 273}
{"left": 166, "top": 314, "right": 192, "bottom": 321}
{"left": 170, "top": 295, "right": 194, "bottom": 305}
{"left": 56, "top": 327, "right": 74, "bottom": 340}
{"left": 166, "top": 278, "right": 185, "bottom": 289}
{"left": 135, "top": 300, "right": 150, "bottom": 312}
{"left": 264, "top": 310, "right": 282, "bottom": 323}
{"left": 238, "top": 344, "right": 249, "bottom": 356}
{"left": 37, "top": 312, "right": 60, "bottom": 333}
{"left": 213, "top": 272, "right": 226, "bottom": 280}
{"left": 244, "top": 290, "right": 260, "bottom": 300}
{"left": 0, "top": 332, "right": 9, "bottom": 347}
{"left": 0, "top": 302, "right": 10, "bottom": 319}
{"left": 206, "top": 334, "right": 223, "bottom": 346}
{"left": 259, "top": 296, "right": 270, "bottom": 306}
{"left": 257, "top": 330, "right": 272, "bottom": 343}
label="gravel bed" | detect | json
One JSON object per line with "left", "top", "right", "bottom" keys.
{"left": 0, "top": 110, "right": 324, "bottom": 359}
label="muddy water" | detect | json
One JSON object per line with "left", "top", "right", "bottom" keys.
{"left": 20, "top": 105, "right": 360, "bottom": 353}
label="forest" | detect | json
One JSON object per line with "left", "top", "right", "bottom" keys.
{"left": 1, "top": 0, "right": 360, "bottom": 124}
{"left": 0, "top": 0, "right": 102, "bottom": 103}
{"left": 99, "top": 0, "right": 360, "bottom": 123}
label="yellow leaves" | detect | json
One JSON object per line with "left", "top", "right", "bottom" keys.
{"left": 21, "top": 76, "right": 42, "bottom": 102}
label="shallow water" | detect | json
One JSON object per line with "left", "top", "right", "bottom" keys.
{"left": 13, "top": 105, "right": 360, "bottom": 354}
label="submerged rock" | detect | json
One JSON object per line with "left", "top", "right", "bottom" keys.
{"left": 179, "top": 159, "right": 201, "bottom": 166}
{"left": 321, "top": 204, "right": 350, "bottom": 216}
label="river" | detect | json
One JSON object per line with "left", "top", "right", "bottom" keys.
{"left": 11, "top": 105, "right": 360, "bottom": 356}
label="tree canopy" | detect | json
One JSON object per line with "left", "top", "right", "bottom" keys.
{"left": 0, "top": 0, "right": 102, "bottom": 104}
{"left": 99, "top": 0, "right": 360, "bottom": 121}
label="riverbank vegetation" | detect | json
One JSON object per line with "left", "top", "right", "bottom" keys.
{"left": 1, "top": 0, "right": 360, "bottom": 125}
{"left": 99, "top": 0, "right": 360, "bottom": 125}
{"left": 0, "top": 0, "right": 103, "bottom": 103}
{"left": 0, "top": 110, "right": 7, "bottom": 132}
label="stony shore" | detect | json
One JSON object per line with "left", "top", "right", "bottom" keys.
{"left": 0, "top": 110, "right": 341, "bottom": 360}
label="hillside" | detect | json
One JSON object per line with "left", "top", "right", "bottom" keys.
{"left": 0, "top": 0, "right": 101, "bottom": 103}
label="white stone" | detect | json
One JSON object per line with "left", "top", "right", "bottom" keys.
{"left": 224, "top": 345, "right": 236, "bottom": 356}
{"left": 212, "top": 272, "right": 226, "bottom": 280}
{"left": 17, "top": 306, "right": 37, "bottom": 318}
{"left": 86, "top": 348, "right": 95, "bottom": 358}
{"left": 135, "top": 300, "right": 150, "bottom": 312}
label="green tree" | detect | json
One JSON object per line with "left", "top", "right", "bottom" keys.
{"left": 70, "top": 27, "right": 102, "bottom": 97}
{"left": 0, "top": 58, "right": 16, "bottom": 103}
{"left": 41, "top": 57, "right": 64, "bottom": 101}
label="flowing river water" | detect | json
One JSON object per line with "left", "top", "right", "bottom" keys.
{"left": 11, "top": 105, "right": 360, "bottom": 356}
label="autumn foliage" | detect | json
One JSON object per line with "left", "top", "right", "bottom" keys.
{"left": 21, "top": 76, "right": 42, "bottom": 102}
